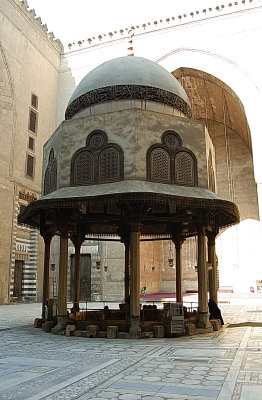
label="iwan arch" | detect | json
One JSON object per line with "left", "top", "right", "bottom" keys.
{"left": 168, "top": 49, "right": 260, "bottom": 293}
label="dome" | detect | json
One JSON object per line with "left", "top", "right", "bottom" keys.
{"left": 65, "top": 56, "right": 191, "bottom": 119}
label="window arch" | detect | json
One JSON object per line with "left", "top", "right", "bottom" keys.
{"left": 50, "top": 160, "right": 57, "bottom": 192}
{"left": 175, "top": 151, "right": 195, "bottom": 186}
{"left": 49, "top": 148, "right": 54, "bottom": 163}
{"left": 73, "top": 150, "right": 94, "bottom": 185}
{"left": 99, "top": 147, "right": 121, "bottom": 183}
{"left": 44, "top": 149, "right": 57, "bottom": 195}
{"left": 44, "top": 168, "right": 51, "bottom": 195}
{"left": 149, "top": 148, "right": 171, "bottom": 182}
{"left": 71, "top": 131, "right": 124, "bottom": 185}
{"left": 147, "top": 131, "right": 198, "bottom": 186}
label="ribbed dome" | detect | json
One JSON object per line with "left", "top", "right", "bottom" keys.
{"left": 65, "top": 56, "right": 191, "bottom": 119}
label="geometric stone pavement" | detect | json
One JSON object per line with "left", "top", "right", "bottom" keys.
{"left": 0, "top": 301, "right": 262, "bottom": 400}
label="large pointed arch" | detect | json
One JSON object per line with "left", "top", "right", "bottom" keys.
{"left": 165, "top": 59, "right": 259, "bottom": 223}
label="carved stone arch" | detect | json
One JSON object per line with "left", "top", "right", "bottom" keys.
{"left": 44, "top": 148, "right": 58, "bottom": 194}
{"left": 98, "top": 145, "right": 124, "bottom": 183}
{"left": 50, "top": 159, "right": 57, "bottom": 192}
{"left": 71, "top": 130, "right": 124, "bottom": 185}
{"left": 162, "top": 130, "right": 182, "bottom": 150}
{"left": 49, "top": 148, "right": 55, "bottom": 163}
{"left": 72, "top": 150, "right": 95, "bottom": 185}
{"left": 86, "top": 130, "right": 108, "bottom": 149}
{"left": 147, "top": 130, "right": 198, "bottom": 185}
{"left": 174, "top": 150, "right": 197, "bottom": 186}
{"left": 44, "top": 168, "right": 51, "bottom": 195}
{"left": 147, "top": 146, "right": 171, "bottom": 183}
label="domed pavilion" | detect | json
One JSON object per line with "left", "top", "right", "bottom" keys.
{"left": 19, "top": 56, "right": 239, "bottom": 337}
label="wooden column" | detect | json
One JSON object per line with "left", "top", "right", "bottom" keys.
{"left": 73, "top": 242, "right": 81, "bottom": 313}
{"left": 41, "top": 234, "right": 52, "bottom": 322}
{"left": 129, "top": 223, "right": 141, "bottom": 337}
{"left": 173, "top": 239, "right": 184, "bottom": 303}
{"left": 120, "top": 229, "right": 130, "bottom": 304}
{"left": 208, "top": 235, "right": 218, "bottom": 303}
{"left": 197, "top": 226, "right": 211, "bottom": 328}
{"left": 124, "top": 240, "right": 130, "bottom": 303}
{"left": 71, "top": 230, "right": 85, "bottom": 314}
{"left": 55, "top": 230, "right": 68, "bottom": 331}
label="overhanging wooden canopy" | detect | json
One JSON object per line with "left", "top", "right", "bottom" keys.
{"left": 19, "top": 180, "right": 239, "bottom": 238}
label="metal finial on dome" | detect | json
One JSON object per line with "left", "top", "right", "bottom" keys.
{"left": 127, "top": 27, "right": 135, "bottom": 56}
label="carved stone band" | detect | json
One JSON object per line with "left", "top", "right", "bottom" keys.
{"left": 65, "top": 84, "right": 192, "bottom": 119}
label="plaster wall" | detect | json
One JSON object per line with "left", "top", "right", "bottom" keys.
{"left": 44, "top": 108, "right": 210, "bottom": 188}
{"left": 99, "top": 241, "right": 125, "bottom": 301}
{"left": 0, "top": 0, "right": 62, "bottom": 302}
{"left": 44, "top": 110, "right": 137, "bottom": 187}
{"left": 160, "top": 238, "right": 199, "bottom": 294}
{"left": 140, "top": 241, "right": 161, "bottom": 295}
{"left": 209, "top": 122, "right": 258, "bottom": 221}
{"left": 0, "top": 42, "right": 15, "bottom": 302}
{"left": 0, "top": 1, "right": 61, "bottom": 187}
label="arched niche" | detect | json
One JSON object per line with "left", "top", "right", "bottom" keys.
{"left": 173, "top": 66, "right": 258, "bottom": 223}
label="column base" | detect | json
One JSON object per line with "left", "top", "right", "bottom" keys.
{"left": 196, "top": 312, "right": 212, "bottom": 329}
{"left": 129, "top": 315, "right": 141, "bottom": 338}
{"left": 53, "top": 315, "right": 67, "bottom": 332}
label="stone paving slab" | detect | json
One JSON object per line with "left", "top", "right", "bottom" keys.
{"left": 0, "top": 302, "right": 262, "bottom": 399}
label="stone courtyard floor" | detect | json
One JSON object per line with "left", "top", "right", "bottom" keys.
{"left": 0, "top": 297, "right": 262, "bottom": 400}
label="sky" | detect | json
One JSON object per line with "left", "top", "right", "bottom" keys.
{"left": 26, "top": 0, "right": 221, "bottom": 46}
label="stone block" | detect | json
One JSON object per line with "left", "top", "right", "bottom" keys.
{"left": 71, "top": 330, "right": 85, "bottom": 337}
{"left": 117, "top": 332, "right": 130, "bottom": 339}
{"left": 43, "top": 321, "right": 55, "bottom": 333}
{"left": 185, "top": 323, "right": 196, "bottom": 336}
{"left": 97, "top": 331, "right": 107, "bottom": 338}
{"left": 154, "top": 325, "right": 164, "bottom": 338}
{"left": 141, "top": 331, "right": 154, "bottom": 338}
{"left": 34, "top": 318, "right": 43, "bottom": 328}
{"left": 66, "top": 324, "right": 76, "bottom": 336}
{"left": 195, "top": 326, "right": 213, "bottom": 335}
{"left": 85, "top": 324, "right": 99, "bottom": 338}
{"left": 210, "top": 319, "right": 222, "bottom": 331}
{"left": 107, "top": 325, "right": 118, "bottom": 339}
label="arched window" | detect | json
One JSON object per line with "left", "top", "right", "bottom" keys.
{"left": 44, "top": 168, "right": 51, "bottom": 195}
{"left": 147, "top": 131, "right": 198, "bottom": 186}
{"left": 73, "top": 150, "right": 94, "bottom": 185}
{"left": 71, "top": 131, "right": 124, "bottom": 185}
{"left": 43, "top": 149, "right": 57, "bottom": 195}
{"left": 50, "top": 160, "right": 57, "bottom": 192}
{"left": 149, "top": 148, "right": 171, "bottom": 182}
{"left": 99, "top": 147, "right": 121, "bottom": 183}
{"left": 49, "top": 148, "right": 54, "bottom": 163}
{"left": 175, "top": 151, "right": 195, "bottom": 186}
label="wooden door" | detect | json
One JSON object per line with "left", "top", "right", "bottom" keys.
{"left": 13, "top": 260, "right": 23, "bottom": 299}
